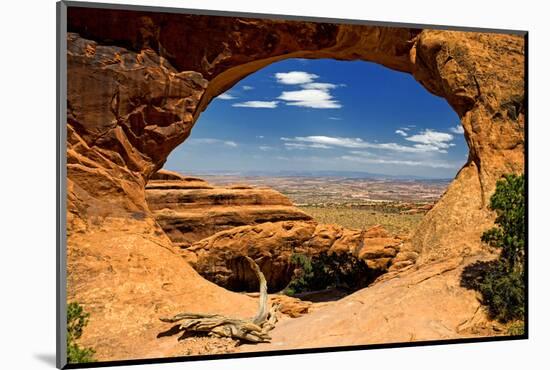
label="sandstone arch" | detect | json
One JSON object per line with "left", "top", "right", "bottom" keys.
{"left": 64, "top": 6, "right": 525, "bottom": 361}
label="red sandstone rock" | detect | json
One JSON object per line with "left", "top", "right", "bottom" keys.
{"left": 145, "top": 175, "right": 312, "bottom": 246}
{"left": 64, "top": 8, "right": 524, "bottom": 361}
{"left": 185, "top": 222, "right": 401, "bottom": 292}
{"left": 149, "top": 169, "right": 191, "bottom": 181}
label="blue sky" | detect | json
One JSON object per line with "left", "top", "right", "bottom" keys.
{"left": 165, "top": 58, "right": 468, "bottom": 179}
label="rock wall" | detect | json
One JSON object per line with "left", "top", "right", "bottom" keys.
{"left": 67, "top": 8, "right": 524, "bottom": 261}
{"left": 64, "top": 6, "right": 525, "bottom": 361}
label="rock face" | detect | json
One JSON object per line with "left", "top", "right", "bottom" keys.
{"left": 64, "top": 6, "right": 525, "bottom": 362}
{"left": 66, "top": 10, "right": 525, "bottom": 260}
{"left": 184, "top": 221, "right": 402, "bottom": 292}
{"left": 145, "top": 175, "right": 312, "bottom": 247}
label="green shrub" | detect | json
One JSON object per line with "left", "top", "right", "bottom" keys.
{"left": 284, "top": 252, "right": 379, "bottom": 295}
{"left": 507, "top": 321, "right": 525, "bottom": 336}
{"left": 477, "top": 174, "right": 525, "bottom": 323}
{"left": 284, "top": 253, "right": 314, "bottom": 295}
{"left": 67, "top": 302, "right": 96, "bottom": 363}
{"left": 478, "top": 263, "right": 525, "bottom": 322}
{"left": 481, "top": 174, "right": 525, "bottom": 271}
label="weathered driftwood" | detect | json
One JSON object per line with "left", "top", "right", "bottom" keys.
{"left": 160, "top": 256, "right": 280, "bottom": 343}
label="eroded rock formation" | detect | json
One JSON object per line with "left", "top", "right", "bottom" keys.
{"left": 64, "top": 5, "right": 525, "bottom": 361}
{"left": 145, "top": 175, "right": 312, "bottom": 247}
{"left": 184, "top": 221, "right": 402, "bottom": 292}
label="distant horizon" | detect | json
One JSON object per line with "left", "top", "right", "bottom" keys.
{"left": 166, "top": 58, "right": 468, "bottom": 178}
{"left": 177, "top": 169, "right": 455, "bottom": 181}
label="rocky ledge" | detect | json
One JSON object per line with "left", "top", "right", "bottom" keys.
{"left": 146, "top": 170, "right": 313, "bottom": 247}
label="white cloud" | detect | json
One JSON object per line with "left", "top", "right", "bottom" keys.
{"left": 373, "top": 142, "right": 447, "bottom": 153}
{"left": 275, "top": 71, "right": 319, "bottom": 85}
{"left": 348, "top": 151, "right": 375, "bottom": 157}
{"left": 273, "top": 71, "right": 344, "bottom": 109}
{"left": 281, "top": 135, "right": 450, "bottom": 153}
{"left": 282, "top": 136, "right": 362, "bottom": 147}
{"left": 284, "top": 143, "right": 311, "bottom": 150}
{"left": 328, "top": 117, "right": 342, "bottom": 121}
{"left": 405, "top": 129, "right": 455, "bottom": 152}
{"left": 278, "top": 89, "right": 342, "bottom": 109}
{"left": 341, "top": 154, "right": 457, "bottom": 168}
{"left": 256, "top": 135, "right": 265, "bottom": 139}
{"left": 301, "top": 82, "right": 338, "bottom": 90}
{"left": 395, "top": 129, "right": 408, "bottom": 137}
{"left": 217, "top": 92, "right": 236, "bottom": 100}
{"left": 232, "top": 101, "right": 279, "bottom": 108}
{"left": 259, "top": 145, "right": 273, "bottom": 151}
{"left": 284, "top": 142, "right": 332, "bottom": 150}
{"left": 450, "top": 124, "right": 465, "bottom": 134}
{"left": 188, "top": 138, "right": 238, "bottom": 147}
{"left": 242, "top": 85, "right": 254, "bottom": 91}
{"left": 309, "top": 143, "right": 332, "bottom": 149}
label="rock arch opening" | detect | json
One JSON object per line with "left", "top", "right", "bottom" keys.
{"left": 67, "top": 10, "right": 524, "bottom": 266}
{"left": 147, "top": 57, "right": 468, "bottom": 293}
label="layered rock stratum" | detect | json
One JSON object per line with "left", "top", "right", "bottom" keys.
{"left": 145, "top": 171, "right": 312, "bottom": 247}
{"left": 65, "top": 6, "right": 525, "bottom": 362}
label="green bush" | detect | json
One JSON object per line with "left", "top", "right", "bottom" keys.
{"left": 67, "top": 302, "right": 96, "bottom": 363}
{"left": 477, "top": 174, "right": 525, "bottom": 323}
{"left": 481, "top": 174, "right": 525, "bottom": 271}
{"left": 478, "top": 263, "right": 525, "bottom": 322}
{"left": 284, "top": 252, "right": 379, "bottom": 295}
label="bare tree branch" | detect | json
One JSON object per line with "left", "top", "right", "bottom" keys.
{"left": 160, "top": 256, "right": 280, "bottom": 343}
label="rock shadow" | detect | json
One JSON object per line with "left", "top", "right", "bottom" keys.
{"left": 460, "top": 259, "right": 499, "bottom": 291}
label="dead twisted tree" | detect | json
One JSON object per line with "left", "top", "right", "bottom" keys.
{"left": 160, "top": 257, "right": 280, "bottom": 343}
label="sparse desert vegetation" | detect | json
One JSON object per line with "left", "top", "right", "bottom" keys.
{"left": 67, "top": 302, "right": 96, "bottom": 364}
{"left": 199, "top": 175, "right": 444, "bottom": 236}
{"left": 299, "top": 205, "right": 425, "bottom": 236}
